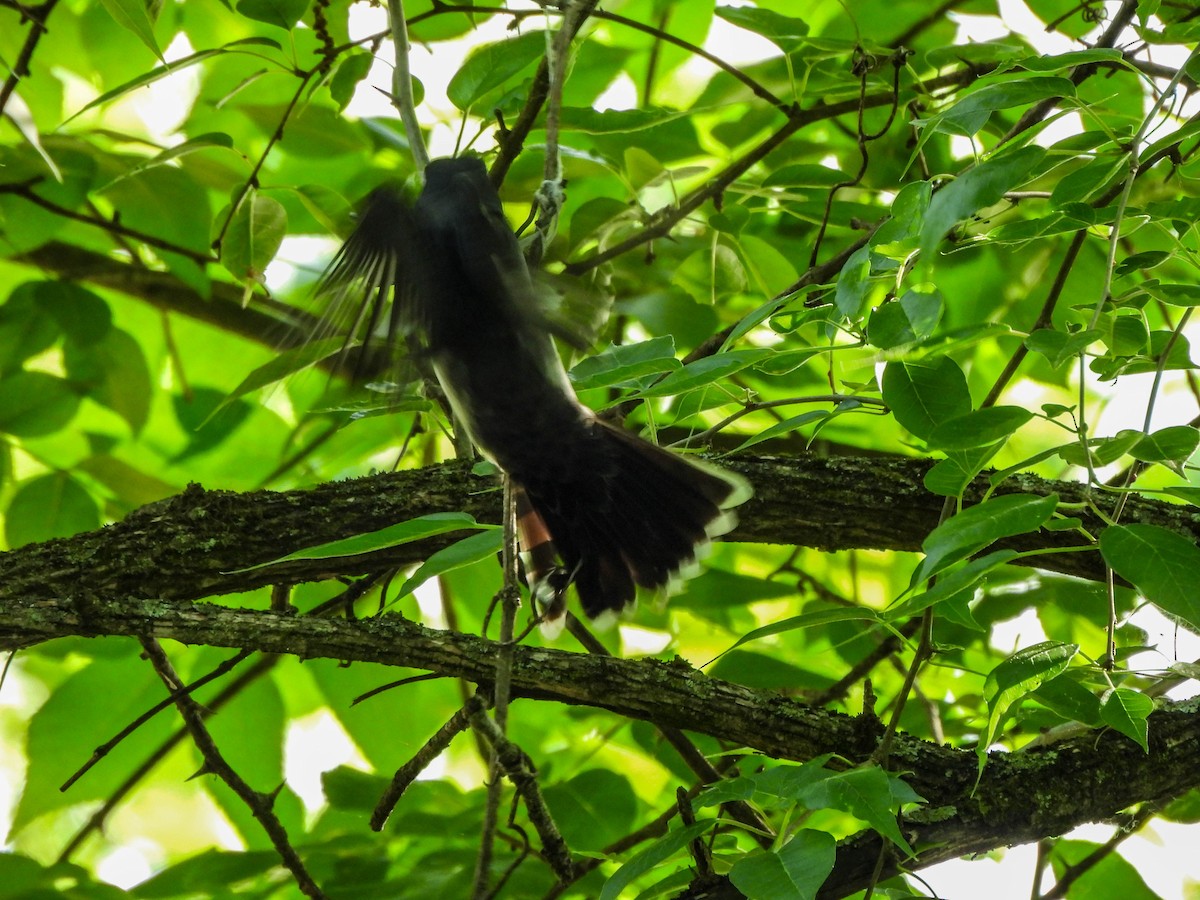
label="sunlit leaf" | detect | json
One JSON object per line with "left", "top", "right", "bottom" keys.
{"left": 1099, "top": 688, "right": 1153, "bottom": 752}
{"left": 981, "top": 641, "right": 1078, "bottom": 772}
{"left": 881, "top": 357, "right": 972, "bottom": 440}
{"left": 914, "top": 493, "right": 1058, "bottom": 584}
{"left": 728, "top": 830, "right": 836, "bottom": 900}
{"left": 447, "top": 30, "right": 546, "bottom": 110}
{"left": 1100, "top": 524, "right": 1200, "bottom": 631}
{"left": 5, "top": 472, "right": 100, "bottom": 548}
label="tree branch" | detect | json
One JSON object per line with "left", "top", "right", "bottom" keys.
{"left": 3, "top": 592, "right": 1198, "bottom": 896}
{"left": 0, "top": 456, "right": 1188, "bottom": 635}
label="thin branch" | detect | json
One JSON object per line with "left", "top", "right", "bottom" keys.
{"left": 56, "top": 652, "right": 280, "bottom": 861}
{"left": 60, "top": 649, "right": 255, "bottom": 792}
{"left": 139, "top": 638, "right": 326, "bottom": 899}
{"left": 211, "top": 70, "right": 318, "bottom": 252}
{"left": 0, "top": 181, "right": 214, "bottom": 264}
{"left": 387, "top": 0, "right": 429, "bottom": 170}
{"left": 1036, "top": 806, "right": 1157, "bottom": 900}
{"left": 489, "top": 1, "right": 599, "bottom": 186}
{"left": 470, "top": 708, "right": 576, "bottom": 884}
{"left": 372, "top": 693, "right": 487, "bottom": 830}
{"left": 0, "top": 0, "right": 58, "bottom": 118}
{"left": 563, "top": 613, "right": 775, "bottom": 847}
{"left": 561, "top": 65, "right": 990, "bottom": 278}
{"left": 15, "top": 599, "right": 1198, "bottom": 896}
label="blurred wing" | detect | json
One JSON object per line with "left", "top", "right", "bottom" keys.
{"left": 316, "top": 185, "right": 431, "bottom": 382}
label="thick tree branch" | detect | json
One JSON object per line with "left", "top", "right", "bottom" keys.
{"left": 0, "top": 457, "right": 1192, "bottom": 632}
{"left": 2, "top": 594, "right": 1197, "bottom": 897}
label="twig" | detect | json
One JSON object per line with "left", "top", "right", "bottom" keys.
{"left": 0, "top": 181, "right": 214, "bottom": 264}
{"left": 0, "top": 0, "right": 58, "bottom": 119}
{"left": 563, "top": 614, "right": 775, "bottom": 845}
{"left": 371, "top": 693, "right": 488, "bottom": 830}
{"left": 56, "top": 653, "right": 280, "bottom": 862}
{"left": 489, "top": 1, "right": 599, "bottom": 186}
{"left": 212, "top": 70, "right": 318, "bottom": 252}
{"left": 60, "top": 649, "right": 255, "bottom": 792}
{"left": 1036, "top": 806, "right": 1157, "bottom": 900}
{"left": 561, "top": 65, "right": 989, "bottom": 278}
{"left": 139, "top": 638, "right": 326, "bottom": 899}
{"left": 470, "top": 708, "right": 576, "bottom": 884}
{"left": 473, "top": 478, "right": 522, "bottom": 898}
{"left": 386, "top": 0, "right": 429, "bottom": 170}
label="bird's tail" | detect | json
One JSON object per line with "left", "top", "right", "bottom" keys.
{"left": 516, "top": 419, "right": 750, "bottom": 628}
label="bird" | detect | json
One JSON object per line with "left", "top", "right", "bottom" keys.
{"left": 317, "top": 156, "right": 750, "bottom": 629}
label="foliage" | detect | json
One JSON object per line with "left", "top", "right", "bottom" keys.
{"left": 1, "top": 0, "right": 1199, "bottom": 898}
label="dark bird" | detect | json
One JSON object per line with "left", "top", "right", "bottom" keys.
{"left": 318, "top": 156, "right": 749, "bottom": 628}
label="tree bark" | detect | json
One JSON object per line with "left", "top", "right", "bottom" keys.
{"left": 0, "top": 456, "right": 1192, "bottom": 627}
{"left": 1, "top": 592, "right": 1196, "bottom": 897}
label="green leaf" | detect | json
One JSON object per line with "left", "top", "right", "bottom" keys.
{"left": 1142, "top": 282, "right": 1200, "bottom": 306}
{"left": 715, "top": 6, "right": 810, "bottom": 53}
{"left": 65, "top": 38, "right": 281, "bottom": 122}
{"left": 100, "top": 166, "right": 211, "bottom": 289}
{"left": 1017, "top": 48, "right": 1124, "bottom": 70}
{"left": 924, "top": 444, "right": 1000, "bottom": 497}
{"left": 5, "top": 472, "right": 100, "bottom": 548}
{"left": 1164, "top": 486, "right": 1200, "bottom": 507}
{"left": 0, "top": 284, "right": 62, "bottom": 374}
{"left": 1099, "top": 688, "right": 1152, "bottom": 752}
{"left": 0, "top": 371, "right": 80, "bottom": 437}
{"left": 713, "top": 608, "right": 882, "bottom": 660}
{"left": 927, "top": 406, "right": 1033, "bottom": 450}
{"left": 833, "top": 244, "right": 872, "bottom": 319}
{"left": 982, "top": 641, "right": 1078, "bottom": 769}
{"left": 115, "top": 133, "right": 238, "bottom": 183}
{"left": 236, "top": 0, "right": 311, "bottom": 30}
{"left": 914, "top": 493, "right": 1058, "bottom": 584}
{"left": 543, "top": 770, "right": 638, "bottom": 851}
{"left": 221, "top": 191, "right": 288, "bottom": 282}
{"left": 881, "top": 357, "right": 972, "bottom": 440}
{"left": 98, "top": 0, "right": 162, "bottom": 60}
{"left": 14, "top": 646, "right": 170, "bottom": 833}
{"left": 1129, "top": 425, "right": 1199, "bottom": 465}
{"left": 209, "top": 337, "right": 350, "bottom": 422}
{"left": 1100, "top": 524, "right": 1200, "bottom": 631}
{"left": 599, "top": 822, "right": 713, "bottom": 900}
{"left": 242, "top": 103, "right": 368, "bottom": 159}
{"left": 447, "top": 30, "right": 546, "bottom": 110}
{"left": 1114, "top": 249, "right": 1170, "bottom": 277}
{"left": 569, "top": 337, "right": 680, "bottom": 391}
{"left": 64, "top": 326, "right": 153, "bottom": 433}
{"left": 1033, "top": 674, "right": 1102, "bottom": 726}
{"left": 236, "top": 512, "right": 494, "bottom": 572}
{"left": 1025, "top": 328, "right": 1101, "bottom": 367}
{"left": 559, "top": 106, "right": 695, "bottom": 133}
{"left": 36, "top": 281, "right": 112, "bottom": 341}
{"left": 730, "top": 409, "right": 833, "bottom": 453}
{"left": 329, "top": 51, "right": 374, "bottom": 111}
{"left": 920, "top": 146, "right": 1046, "bottom": 261}
{"left": 797, "top": 767, "right": 920, "bottom": 854}
{"left": 872, "top": 181, "right": 933, "bottom": 249}
{"left": 921, "top": 78, "right": 1074, "bottom": 139}
{"left": 321, "top": 766, "right": 389, "bottom": 811}
{"left": 636, "top": 349, "right": 771, "bottom": 398}
{"left": 867, "top": 287, "right": 944, "bottom": 349}
{"left": 888, "top": 550, "right": 1018, "bottom": 619}
{"left": 1049, "top": 839, "right": 1161, "bottom": 900}
{"left": 395, "top": 529, "right": 505, "bottom": 600}
{"left": 728, "top": 830, "right": 836, "bottom": 900}
{"left": 1104, "top": 312, "right": 1150, "bottom": 355}
{"left": 132, "top": 849, "right": 280, "bottom": 898}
